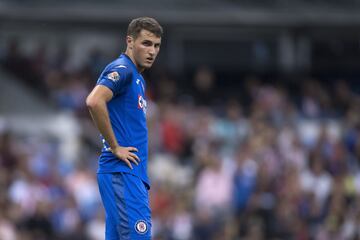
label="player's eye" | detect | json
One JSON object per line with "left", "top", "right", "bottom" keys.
{"left": 142, "top": 41, "right": 152, "bottom": 46}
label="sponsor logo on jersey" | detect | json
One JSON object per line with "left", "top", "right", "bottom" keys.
{"left": 138, "top": 95, "right": 147, "bottom": 114}
{"left": 135, "top": 220, "right": 148, "bottom": 234}
{"left": 107, "top": 71, "right": 120, "bottom": 81}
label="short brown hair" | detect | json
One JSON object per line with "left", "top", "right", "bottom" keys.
{"left": 127, "top": 17, "right": 163, "bottom": 39}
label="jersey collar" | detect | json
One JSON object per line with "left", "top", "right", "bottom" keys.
{"left": 121, "top": 53, "right": 140, "bottom": 74}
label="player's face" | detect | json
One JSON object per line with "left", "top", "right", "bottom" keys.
{"left": 129, "top": 30, "right": 161, "bottom": 71}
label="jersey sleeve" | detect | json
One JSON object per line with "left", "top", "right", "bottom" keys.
{"left": 96, "top": 66, "right": 131, "bottom": 96}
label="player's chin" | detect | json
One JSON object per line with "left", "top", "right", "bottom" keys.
{"left": 142, "top": 62, "right": 153, "bottom": 69}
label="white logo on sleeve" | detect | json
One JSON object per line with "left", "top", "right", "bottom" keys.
{"left": 107, "top": 71, "right": 120, "bottom": 81}
{"left": 135, "top": 220, "right": 148, "bottom": 234}
{"left": 116, "top": 65, "right": 127, "bottom": 69}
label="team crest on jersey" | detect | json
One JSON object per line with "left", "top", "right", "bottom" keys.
{"left": 107, "top": 71, "right": 120, "bottom": 81}
{"left": 135, "top": 220, "right": 148, "bottom": 234}
{"left": 138, "top": 95, "right": 147, "bottom": 114}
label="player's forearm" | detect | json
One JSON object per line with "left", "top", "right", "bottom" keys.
{"left": 87, "top": 101, "right": 119, "bottom": 149}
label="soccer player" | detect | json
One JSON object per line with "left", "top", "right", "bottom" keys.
{"left": 86, "top": 17, "right": 162, "bottom": 239}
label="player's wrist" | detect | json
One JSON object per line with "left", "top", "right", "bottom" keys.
{"left": 109, "top": 144, "right": 120, "bottom": 152}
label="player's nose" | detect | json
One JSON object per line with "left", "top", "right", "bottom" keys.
{"left": 148, "top": 46, "right": 156, "bottom": 55}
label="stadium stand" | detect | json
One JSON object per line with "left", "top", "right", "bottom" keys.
{"left": 1, "top": 1, "right": 360, "bottom": 239}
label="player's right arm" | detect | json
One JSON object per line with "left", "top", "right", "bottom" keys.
{"left": 86, "top": 85, "right": 140, "bottom": 169}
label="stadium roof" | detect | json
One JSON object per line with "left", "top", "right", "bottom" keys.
{"left": 2, "top": 0, "right": 360, "bottom": 26}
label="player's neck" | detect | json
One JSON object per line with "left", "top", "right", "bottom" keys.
{"left": 124, "top": 50, "right": 144, "bottom": 73}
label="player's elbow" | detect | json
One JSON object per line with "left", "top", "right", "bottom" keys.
{"left": 86, "top": 95, "right": 98, "bottom": 110}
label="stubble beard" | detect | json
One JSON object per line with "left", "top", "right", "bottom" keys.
{"left": 141, "top": 61, "right": 153, "bottom": 70}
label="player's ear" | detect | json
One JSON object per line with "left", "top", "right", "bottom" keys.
{"left": 126, "top": 36, "right": 134, "bottom": 49}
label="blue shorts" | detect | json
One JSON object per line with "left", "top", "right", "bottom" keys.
{"left": 97, "top": 172, "right": 151, "bottom": 240}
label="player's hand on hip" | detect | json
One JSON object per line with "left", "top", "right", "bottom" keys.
{"left": 111, "top": 146, "right": 140, "bottom": 169}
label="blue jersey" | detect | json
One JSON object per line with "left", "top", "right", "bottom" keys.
{"left": 96, "top": 54, "right": 149, "bottom": 188}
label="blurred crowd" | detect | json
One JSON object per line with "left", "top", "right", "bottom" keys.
{"left": 1, "top": 39, "right": 360, "bottom": 240}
